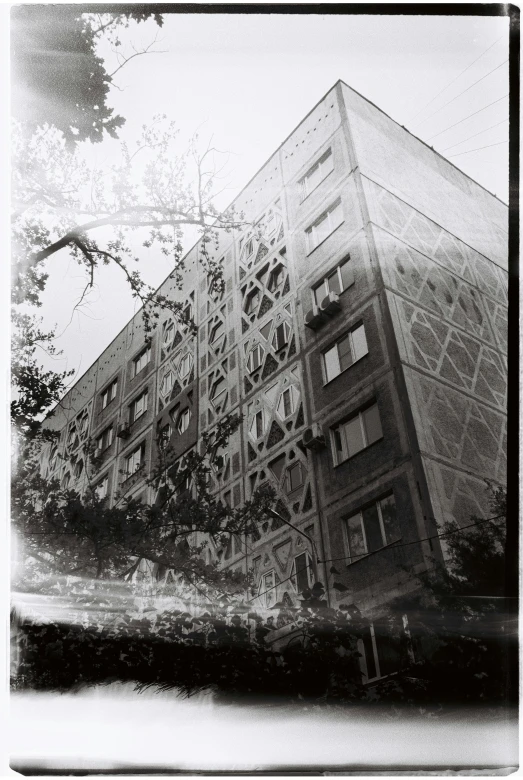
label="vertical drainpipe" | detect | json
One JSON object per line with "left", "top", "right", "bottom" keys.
{"left": 335, "top": 81, "right": 441, "bottom": 572}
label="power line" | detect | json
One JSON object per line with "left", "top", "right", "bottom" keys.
{"left": 426, "top": 94, "right": 508, "bottom": 142}
{"left": 408, "top": 34, "right": 505, "bottom": 124}
{"left": 415, "top": 59, "right": 508, "bottom": 128}
{"left": 440, "top": 119, "right": 508, "bottom": 152}
{"left": 448, "top": 140, "right": 508, "bottom": 158}
{"left": 250, "top": 514, "right": 505, "bottom": 604}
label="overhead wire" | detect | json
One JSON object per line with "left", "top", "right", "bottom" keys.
{"left": 408, "top": 33, "right": 505, "bottom": 124}
{"left": 440, "top": 119, "right": 508, "bottom": 152}
{"left": 448, "top": 140, "right": 508, "bottom": 158}
{"left": 249, "top": 514, "right": 505, "bottom": 605}
{"left": 426, "top": 94, "right": 509, "bottom": 142}
{"left": 414, "top": 59, "right": 508, "bottom": 128}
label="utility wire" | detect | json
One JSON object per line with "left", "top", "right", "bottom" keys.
{"left": 408, "top": 34, "right": 505, "bottom": 124}
{"left": 440, "top": 119, "right": 508, "bottom": 152}
{"left": 448, "top": 140, "right": 508, "bottom": 158}
{"left": 415, "top": 59, "right": 508, "bottom": 128}
{"left": 250, "top": 514, "right": 505, "bottom": 604}
{"left": 426, "top": 94, "right": 508, "bottom": 142}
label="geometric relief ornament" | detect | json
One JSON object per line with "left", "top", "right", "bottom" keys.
{"left": 386, "top": 241, "right": 495, "bottom": 347}
{"left": 414, "top": 374, "right": 506, "bottom": 482}
{"left": 372, "top": 182, "right": 507, "bottom": 310}
{"left": 399, "top": 299, "right": 507, "bottom": 410}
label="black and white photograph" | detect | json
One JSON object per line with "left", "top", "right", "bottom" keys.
{"left": 8, "top": 3, "right": 517, "bottom": 775}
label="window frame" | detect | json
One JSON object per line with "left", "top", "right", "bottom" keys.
{"left": 161, "top": 371, "right": 174, "bottom": 396}
{"left": 331, "top": 401, "right": 383, "bottom": 465}
{"left": 177, "top": 407, "right": 191, "bottom": 434}
{"left": 305, "top": 198, "right": 344, "bottom": 254}
{"left": 95, "top": 475, "right": 109, "bottom": 500}
{"left": 285, "top": 461, "right": 305, "bottom": 495}
{"left": 322, "top": 322, "right": 368, "bottom": 384}
{"left": 125, "top": 441, "right": 146, "bottom": 478}
{"left": 312, "top": 257, "right": 353, "bottom": 307}
{"left": 277, "top": 386, "right": 297, "bottom": 420}
{"left": 163, "top": 321, "right": 175, "bottom": 346}
{"left": 257, "top": 569, "right": 277, "bottom": 609}
{"left": 210, "top": 377, "right": 227, "bottom": 409}
{"left": 272, "top": 321, "right": 290, "bottom": 352}
{"left": 101, "top": 379, "right": 118, "bottom": 410}
{"left": 343, "top": 493, "right": 398, "bottom": 562}
{"left": 247, "top": 344, "right": 264, "bottom": 373}
{"left": 245, "top": 288, "right": 261, "bottom": 315}
{"left": 178, "top": 353, "right": 193, "bottom": 379}
{"left": 300, "top": 147, "right": 334, "bottom": 199}
{"left": 130, "top": 389, "right": 148, "bottom": 423}
{"left": 133, "top": 346, "right": 151, "bottom": 377}
{"left": 96, "top": 424, "right": 114, "bottom": 453}
{"left": 290, "top": 551, "right": 315, "bottom": 593}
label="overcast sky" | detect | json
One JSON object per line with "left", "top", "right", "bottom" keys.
{"left": 20, "top": 10, "right": 510, "bottom": 389}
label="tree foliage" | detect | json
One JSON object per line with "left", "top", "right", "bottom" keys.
{"left": 11, "top": 6, "right": 163, "bottom": 147}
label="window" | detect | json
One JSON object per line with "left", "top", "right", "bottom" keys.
{"left": 269, "top": 454, "right": 286, "bottom": 481}
{"left": 277, "top": 386, "right": 297, "bottom": 420}
{"left": 74, "top": 459, "right": 84, "bottom": 479}
{"left": 177, "top": 407, "right": 191, "bottom": 434}
{"left": 285, "top": 462, "right": 304, "bottom": 495}
{"left": 245, "top": 288, "right": 261, "bottom": 315}
{"left": 344, "top": 493, "right": 398, "bottom": 560}
{"left": 178, "top": 353, "right": 192, "bottom": 378}
{"left": 301, "top": 148, "right": 334, "bottom": 198}
{"left": 360, "top": 620, "right": 405, "bottom": 682}
{"left": 95, "top": 475, "right": 109, "bottom": 500}
{"left": 158, "top": 423, "right": 172, "bottom": 449}
{"left": 67, "top": 424, "right": 77, "bottom": 449}
{"left": 246, "top": 238, "right": 254, "bottom": 257}
{"left": 323, "top": 323, "right": 368, "bottom": 383}
{"left": 161, "top": 371, "right": 174, "bottom": 396}
{"left": 272, "top": 322, "right": 290, "bottom": 352}
{"left": 305, "top": 199, "right": 343, "bottom": 253}
{"left": 247, "top": 344, "right": 264, "bottom": 373}
{"left": 210, "top": 320, "right": 225, "bottom": 345}
{"left": 332, "top": 402, "right": 383, "bottom": 465}
{"left": 249, "top": 410, "right": 266, "bottom": 440}
{"left": 133, "top": 346, "right": 151, "bottom": 377}
{"left": 62, "top": 472, "right": 71, "bottom": 489}
{"left": 130, "top": 390, "right": 148, "bottom": 422}
{"left": 96, "top": 424, "right": 113, "bottom": 452}
{"left": 125, "top": 442, "right": 145, "bottom": 477}
{"left": 101, "top": 379, "right": 118, "bottom": 410}
{"left": 163, "top": 321, "right": 175, "bottom": 346}
{"left": 210, "top": 377, "right": 227, "bottom": 408}
{"left": 258, "top": 570, "right": 276, "bottom": 608}
{"left": 313, "top": 258, "right": 354, "bottom": 306}
{"left": 268, "top": 264, "right": 285, "bottom": 293}
{"left": 291, "top": 552, "right": 315, "bottom": 593}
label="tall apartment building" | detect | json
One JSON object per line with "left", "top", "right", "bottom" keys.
{"left": 40, "top": 81, "right": 508, "bottom": 665}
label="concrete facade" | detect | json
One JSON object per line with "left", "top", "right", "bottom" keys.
{"left": 40, "top": 82, "right": 507, "bottom": 670}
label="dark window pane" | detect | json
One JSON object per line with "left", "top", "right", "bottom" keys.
{"left": 269, "top": 454, "right": 286, "bottom": 481}
{"left": 344, "top": 416, "right": 365, "bottom": 457}
{"left": 379, "top": 494, "right": 398, "bottom": 544}
{"left": 374, "top": 623, "right": 404, "bottom": 677}
{"left": 340, "top": 259, "right": 355, "bottom": 291}
{"left": 327, "top": 268, "right": 342, "bottom": 295}
{"left": 295, "top": 552, "right": 310, "bottom": 593}
{"left": 337, "top": 333, "right": 353, "bottom": 371}
{"left": 347, "top": 513, "right": 366, "bottom": 557}
{"left": 362, "top": 627, "right": 377, "bottom": 680}
{"left": 362, "top": 504, "right": 383, "bottom": 552}
{"left": 287, "top": 463, "right": 303, "bottom": 492}
{"left": 362, "top": 404, "right": 383, "bottom": 445}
